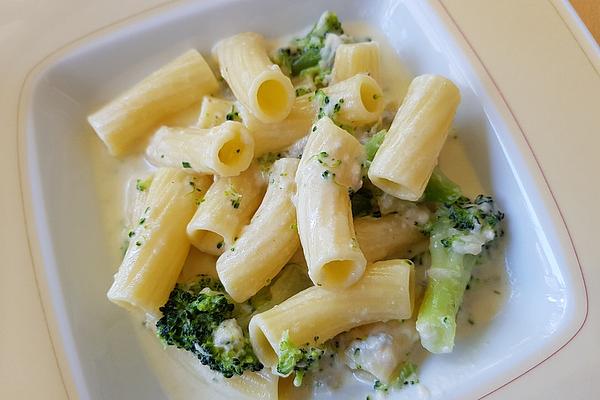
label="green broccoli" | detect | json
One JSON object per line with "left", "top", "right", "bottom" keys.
{"left": 373, "top": 362, "right": 419, "bottom": 392}
{"left": 364, "top": 129, "right": 386, "bottom": 162}
{"left": 156, "top": 275, "right": 263, "bottom": 378}
{"left": 422, "top": 167, "right": 462, "bottom": 204}
{"left": 276, "top": 330, "right": 324, "bottom": 387}
{"left": 416, "top": 169, "right": 504, "bottom": 353}
{"left": 273, "top": 11, "right": 346, "bottom": 85}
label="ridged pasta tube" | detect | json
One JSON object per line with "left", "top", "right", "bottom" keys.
{"left": 107, "top": 168, "right": 202, "bottom": 314}
{"left": 88, "top": 50, "right": 219, "bottom": 156}
{"left": 296, "top": 117, "right": 366, "bottom": 288}
{"left": 215, "top": 32, "right": 295, "bottom": 123}
{"left": 217, "top": 158, "right": 300, "bottom": 302}
{"left": 323, "top": 74, "right": 384, "bottom": 127}
{"left": 187, "top": 164, "right": 266, "bottom": 255}
{"left": 196, "top": 96, "right": 235, "bottom": 128}
{"left": 238, "top": 94, "right": 315, "bottom": 156}
{"left": 150, "top": 336, "right": 279, "bottom": 400}
{"left": 146, "top": 121, "right": 254, "bottom": 177}
{"left": 249, "top": 260, "right": 415, "bottom": 367}
{"left": 369, "top": 75, "right": 461, "bottom": 201}
{"left": 355, "top": 213, "right": 429, "bottom": 263}
{"left": 330, "top": 42, "right": 381, "bottom": 84}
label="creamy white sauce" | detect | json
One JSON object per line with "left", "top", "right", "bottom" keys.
{"left": 90, "top": 20, "right": 509, "bottom": 400}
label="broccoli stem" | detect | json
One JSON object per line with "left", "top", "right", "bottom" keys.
{"left": 364, "top": 130, "right": 386, "bottom": 162}
{"left": 291, "top": 48, "right": 322, "bottom": 75}
{"left": 416, "top": 231, "right": 475, "bottom": 353}
{"left": 417, "top": 168, "right": 503, "bottom": 353}
{"left": 422, "top": 167, "right": 461, "bottom": 203}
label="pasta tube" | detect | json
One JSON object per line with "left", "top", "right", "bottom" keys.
{"left": 146, "top": 121, "right": 254, "bottom": 177}
{"left": 368, "top": 75, "right": 460, "bottom": 201}
{"left": 322, "top": 74, "right": 384, "bottom": 127}
{"left": 178, "top": 248, "right": 219, "bottom": 283}
{"left": 249, "top": 260, "right": 415, "bottom": 367}
{"left": 354, "top": 213, "right": 429, "bottom": 263}
{"left": 215, "top": 32, "right": 295, "bottom": 123}
{"left": 107, "top": 168, "right": 202, "bottom": 314}
{"left": 196, "top": 96, "right": 235, "bottom": 128}
{"left": 187, "top": 164, "right": 266, "bottom": 255}
{"left": 217, "top": 158, "right": 300, "bottom": 302}
{"left": 146, "top": 332, "right": 278, "bottom": 400}
{"left": 296, "top": 117, "right": 366, "bottom": 288}
{"left": 238, "top": 94, "right": 315, "bottom": 156}
{"left": 88, "top": 50, "right": 219, "bottom": 155}
{"left": 330, "top": 42, "right": 381, "bottom": 84}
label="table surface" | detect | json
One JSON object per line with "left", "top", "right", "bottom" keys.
{"left": 571, "top": 0, "right": 600, "bottom": 43}
{"left": 0, "top": 1, "right": 598, "bottom": 399}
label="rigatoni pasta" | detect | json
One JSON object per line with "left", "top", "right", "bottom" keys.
{"left": 322, "top": 74, "right": 384, "bottom": 127}
{"left": 369, "top": 74, "right": 461, "bottom": 201}
{"left": 142, "top": 328, "right": 279, "bottom": 400}
{"left": 196, "top": 96, "right": 235, "bottom": 128}
{"left": 107, "top": 168, "right": 201, "bottom": 314}
{"left": 146, "top": 121, "right": 254, "bottom": 177}
{"left": 216, "top": 158, "right": 300, "bottom": 302}
{"left": 249, "top": 260, "right": 415, "bottom": 367}
{"left": 215, "top": 32, "right": 295, "bottom": 123}
{"left": 238, "top": 94, "right": 315, "bottom": 156}
{"left": 88, "top": 50, "right": 219, "bottom": 156}
{"left": 354, "top": 213, "right": 429, "bottom": 263}
{"left": 330, "top": 41, "right": 381, "bottom": 84}
{"left": 187, "top": 164, "right": 267, "bottom": 255}
{"left": 295, "top": 117, "right": 366, "bottom": 288}
{"left": 177, "top": 248, "right": 219, "bottom": 283}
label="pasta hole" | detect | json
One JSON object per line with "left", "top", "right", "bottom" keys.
{"left": 360, "top": 81, "right": 382, "bottom": 113}
{"left": 320, "top": 260, "right": 356, "bottom": 286}
{"left": 373, "top": 177, "right": 421, "bottom": 201}
{"left": 257, "top": 79, "right": 288, "bottom": 117}
{"left": 218, "top": 131, "right": 244, "bottom": 165}
{"left": 252, "top": 327, "right": 278, "bottom": 366}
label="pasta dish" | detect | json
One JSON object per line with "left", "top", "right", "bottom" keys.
{"left": 87, "top": 11, "right": 506, "bottom": 399}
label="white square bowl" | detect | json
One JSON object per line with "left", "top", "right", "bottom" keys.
{"left": 18, "top": 0, "right": 587, "bottom": 399}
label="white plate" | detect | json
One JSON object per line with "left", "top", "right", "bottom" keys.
{"left": 18, "top": 0, "right": 587, "bottom": 399}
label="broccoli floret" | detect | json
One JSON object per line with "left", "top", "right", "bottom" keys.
{"left": 276, "top": 330, "right": 324, "bottom": 387}
{"left": 273, "top": 11, "right": 347, "bottom": 85}
{"left": 156, "top": 275, "right": 263, "bottom": 378}
{"left": 416, "top": 169, "right": 504, "bottom": 353}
